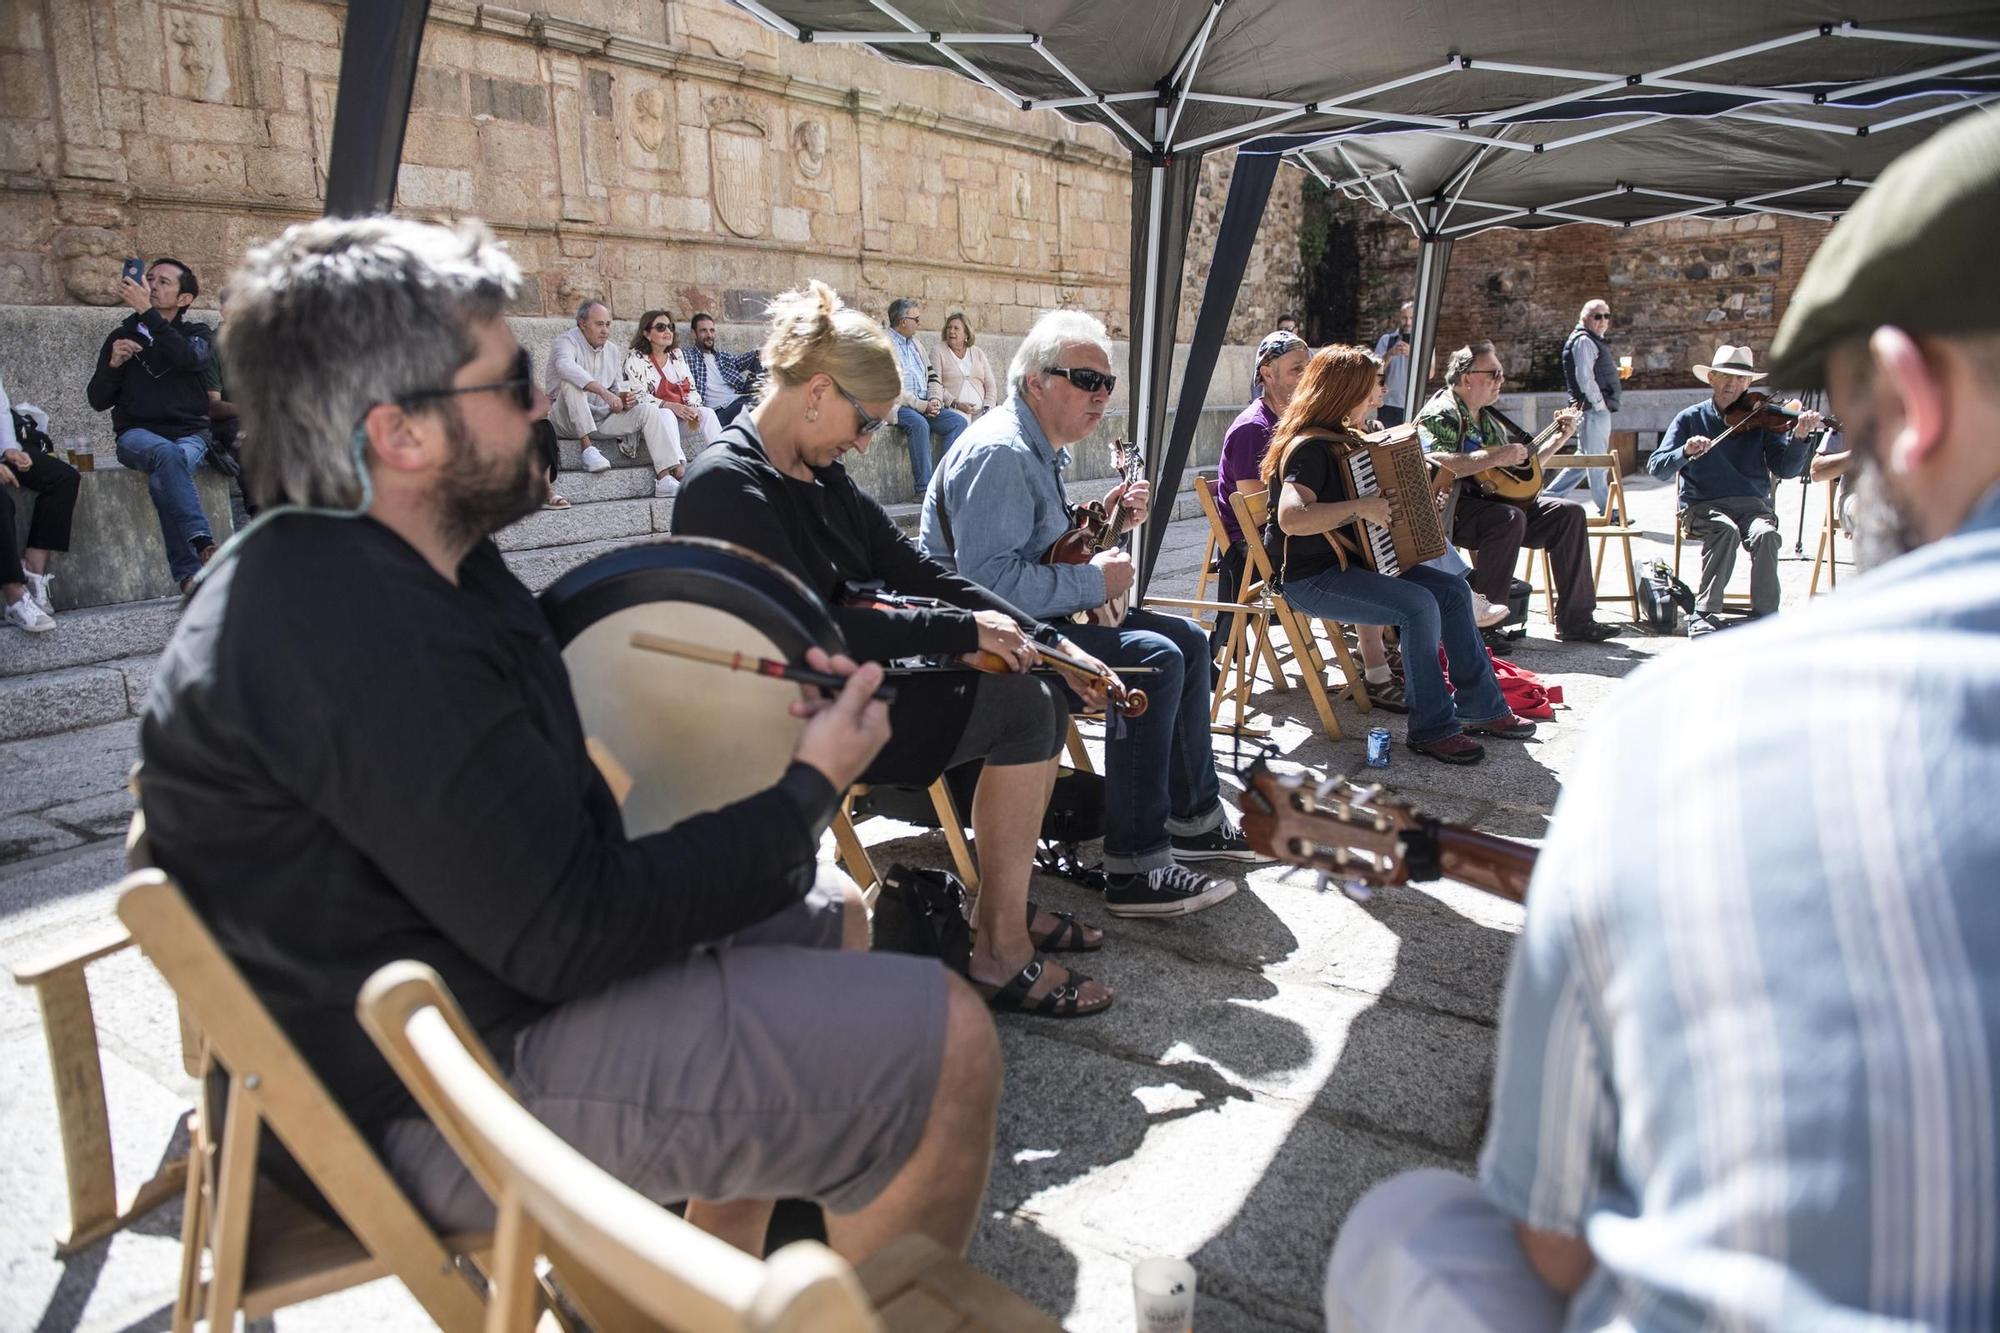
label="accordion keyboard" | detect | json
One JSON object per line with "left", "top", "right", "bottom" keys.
{"left": 1343, "top": 451, "right": 1404, "bottom": 577}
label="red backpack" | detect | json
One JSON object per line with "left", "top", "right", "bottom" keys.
{"left": 1434, "top": 648, "right": 1563, "bottom": 720}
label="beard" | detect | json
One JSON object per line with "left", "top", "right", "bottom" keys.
{"left": 1847, "top": 454, "right": 1925, "bottom": 573}
{"left": 435, "top": 402, "right": 543, "bottom": 551}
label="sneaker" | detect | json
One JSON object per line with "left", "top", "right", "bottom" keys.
{"left": 579, "top": 444, "right": 612, "bottom": 473}
{"left": 5, "top": 595, "right": 54, "bottom": 633}
{"left": 1104, "top": 865, "right": 1238, "bottom": 918}
{"left": 1470, "top": 591, "right": 1510, "bottom": 628}
{"left": 1687, "top": 612, "right": 1723, "bottom": 638}
{"left": 653, "top": 472, "right": 680, "bottom": 499}
{"left": 24, "top": 571, "right": 54, "bottom": 616}
{"left": 1407, "top": 732, "right": 1485, "bottom": 765}
{"left": 1170, "top": 818, "right": 1268, "bottom": 864}
{"left": 1464, "top": 710, "right": 1537, "bottom": 740}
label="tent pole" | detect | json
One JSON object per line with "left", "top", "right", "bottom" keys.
{"left": 1131, "top": 103, "right": 1169, "bottom": 591}
{"left": 323, "top": 0, "right": 431, "bottom": 217}
{"left": 1404, "top": 218, "right": 1451, "bottom": 422}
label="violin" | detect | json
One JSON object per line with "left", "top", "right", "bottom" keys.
{"left": 840, "top": 585, "right": 1150, "bottom": 718}
{"left": 1709, "top": 392, "right": 1839, "bottom": 449}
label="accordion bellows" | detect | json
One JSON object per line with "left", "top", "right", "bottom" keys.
{"left": 1339, "top": 424, "right": 1448, "bottom": 576}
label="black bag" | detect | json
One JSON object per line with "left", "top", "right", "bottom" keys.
{"left": 870, "top": 864, "right": 972, "bottom": 973}
{"left": 1638, "top": 560, "right": 1696, "bottom": 634}
{"left": 11, "top": 407, "right": 55, "bottom": 457}
{"left": 850, "top": 761, "right": 1106, "bottom": 845}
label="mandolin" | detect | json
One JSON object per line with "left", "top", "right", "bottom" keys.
{"left": 1235, "top": 759, "right": 1536, "bottom": 904}
{"left": 1473, "top": 405, "right": 1583, "bottom": 503}
{"left": 1044, "top": 439, "right": 1145, "bottom": 627}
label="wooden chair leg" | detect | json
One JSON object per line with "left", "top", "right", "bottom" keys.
{"left": 1321, "top": 621, "right": 1371, "bottom": 712}
{"left": 927, "top": 780, "right": 980, "bottom": 899}
{"left": 1064, "top": 719, "right": 1094, "bottom": 775}
{"left": 1275, "top": 602, "right": 1343, "bottom": 741}
{"left": 829, "top": 798, "right": 880, "bottom": 908}
{"left": 202, "top": 1078, "right": 263, "bottom": 1328}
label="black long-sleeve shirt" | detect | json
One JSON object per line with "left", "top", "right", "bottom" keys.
{"left": 86, "top": 308, "right": 215, "bottom": 438}
{"left": 671, "top": 421, "right": 1035, "bottom": 661}
{"left": 139, "top": 514, "right": 836, "bottom": 1137}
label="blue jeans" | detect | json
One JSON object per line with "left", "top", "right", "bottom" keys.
{"left": 115, "top": 428, "right": 213, "bottom": 583}
{"left": 1065, "top": 607, "right": 1225, "bottom": 874}
{"left": 1280, "top": 564, "right": 1509, "bottom": 744}
{"left": 1544, "top": 408, "right": 1611, "bottom": 512}
{"left": 896, "top": 405, "right": 969, "bottom": 494}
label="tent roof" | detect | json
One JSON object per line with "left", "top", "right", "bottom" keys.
{"left": 726, "top": 1, "right": 2000, "bottom": 231}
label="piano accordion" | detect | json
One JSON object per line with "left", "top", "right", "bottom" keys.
{"left": 1335, "top": 424, "right": 1448, "bottom": 577}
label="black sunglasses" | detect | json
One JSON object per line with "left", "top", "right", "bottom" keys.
{"left": 834, "top": 381, "right": 886, "bottom": 436}
{"left": 1047, "top": 365, "right": 1117, "bottom": 395}
{"left": 648, "top": 321, "right": 673, "bottom": 333}
{"left": 399, "top": 346, "right": 536, "bottom": 412}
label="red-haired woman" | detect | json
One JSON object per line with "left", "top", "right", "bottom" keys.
{"left": 1259, "top": 346, "right": 1535, "bottom": 764}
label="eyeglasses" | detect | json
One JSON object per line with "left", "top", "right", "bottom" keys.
{"left": 398, "top": 345, "right": 536, "bottom": 412}
{"left": 648, "top": 322, "right": 673, "bottom": 333}
{"left": 1589, "top": 313, "right": 1611, "bottom": 322}
{"left": 833, "top": 381, "right": 886, "bottom": 436}
{"left": 1463, "top": 368, "right": 1505, "bottom": 381}
{"left": 1046, "top": 365, "right": 1117, "bottom": 395}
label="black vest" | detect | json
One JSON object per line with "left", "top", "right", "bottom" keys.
{"left": 1561, "top": 324, "right": 1621, "bottom": 412}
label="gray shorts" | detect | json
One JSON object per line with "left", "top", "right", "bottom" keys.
{"left": 381, "top": 868, "right": 949, "bottom": 1231}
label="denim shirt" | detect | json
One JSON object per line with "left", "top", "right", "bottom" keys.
{"left": 918, "top": 396, "right": 1106, "bottom": 620}
{"left": 889, "top": 329, "right": 932, "bottom": 403}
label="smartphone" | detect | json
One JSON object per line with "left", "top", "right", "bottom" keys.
{"left": 121, "top": 257, "right": 145, "bottom": 286}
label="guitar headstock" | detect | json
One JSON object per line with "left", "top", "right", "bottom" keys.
{"left": 1235, "top": 760, "right": 1421, "bottom": 888}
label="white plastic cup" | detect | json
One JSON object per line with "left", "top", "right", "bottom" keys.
{"left": 1132, "top": 1256, "right": 1197, "bottom": 1333}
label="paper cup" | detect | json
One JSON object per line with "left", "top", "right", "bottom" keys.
{"left": 1132, "top": 1257, "right": 1196, "bottom": 1333}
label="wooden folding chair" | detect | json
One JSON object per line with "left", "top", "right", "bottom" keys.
{"left": 114, "top": 871, "right": 493, "bottom": 1332}
{"left": 359, "top": 960, "right": 1059, "bottom": 1333}
{"left": 830, "top": 778, "right": 978, "bottom": 909}
{"left": 1227, "top": 488, "right": 1371, "bottom": 741}
{"left": 1810, "top": 477, "right": 1845, "bottom": 595}
{"left": 1672, "top": 520, "right": 1757, "bottom": 613}
{"left": 1519, "top": 455, "right": 1643, "bottom": 619}
{"left": 1191, "top": 475, "right": 1288, "bottom": 712}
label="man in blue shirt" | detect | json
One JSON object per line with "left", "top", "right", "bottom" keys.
{"left": 1646, "top": 344, "right": 1823, "bottom": 635}
{"left": 920, "top": 309, "right": 1263, "bottom": 919}
{"left": 887, "top": 298, "right": 969, "bottom": 494}
{"left": 1326, "top": 108, "right": 2000, "bottom": 1333}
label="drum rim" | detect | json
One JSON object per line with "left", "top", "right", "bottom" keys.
{"left": 538, "top": 535, "right": 846, "bottom": 653}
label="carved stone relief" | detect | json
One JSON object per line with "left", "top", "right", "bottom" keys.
{"left": 164, "top": 9, "right": 234, "bottom": 104}
{"left": 707, "top": 97, "right": 770, "bottom": 240}
{"left": 959, "top": 188, "right": 992, "bottom": 263}
{"left": 792, "top": 118, "right": 827, "bottom": 180}
{"left": 629, "top": 88, "right": 667, "bottom": 157}
{"left": 307, "top": 75, "right": 338, "bottom": 189}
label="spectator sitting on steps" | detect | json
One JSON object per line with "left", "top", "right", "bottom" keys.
{"left": 685, "top": 311, "right": 763, "bottom": 428}
{"left": 624, "top": 309, "right": 722, "bottom": 488}
{"left": 3, "top": 369, "right": 80, "bottom": 633}
{"left": 85, "top": 257, "right": 218, "bottom": 595}
{"left": 546, "top": 300, "right": 686, "bottom": 495}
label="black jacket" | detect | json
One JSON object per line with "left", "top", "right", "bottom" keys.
{"left": 139, "top": 515, "right": 837, "bottom": 1138}
{"left": 86, "top": 308, "right": 215, "bottom": 438}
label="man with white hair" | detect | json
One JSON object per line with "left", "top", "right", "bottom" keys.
{"left": 920, "top": 309, "right": 1264, "bottom": 920}
{"left": 1543, "top": 298, "right": 1618, "bottom": 512}
{"left": 547, "top": 299, "right": 686, "bottom": 494}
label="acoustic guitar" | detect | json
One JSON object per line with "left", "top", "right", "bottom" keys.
{"left": 1473, "top": 404, "right": 1584, "bottom": 504}
{"left": 1235, "top": 759, "right": 1536, "bottom": 904}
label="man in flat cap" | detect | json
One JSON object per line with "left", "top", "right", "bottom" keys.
{"left": 1324, "top": 109, "right": 2000, "bottom": 1332}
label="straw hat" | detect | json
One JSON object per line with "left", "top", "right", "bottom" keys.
{"left": 1692, "top": 345, "right": 1767, "bottom": 385}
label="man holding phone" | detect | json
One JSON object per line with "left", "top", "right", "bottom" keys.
{"left": 87, "top": 257, "right": 218, "bottom": 593}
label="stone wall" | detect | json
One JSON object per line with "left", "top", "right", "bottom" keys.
{"left": 1344, "top": 200, "right": 1831, "bottom": 397}
{"left": 0, "top": 0, "right": 1303, "bottom": 352}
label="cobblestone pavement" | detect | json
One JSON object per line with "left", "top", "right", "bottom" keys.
{"left": 0, "top": 473, "right": 1841, "bottom": 1331}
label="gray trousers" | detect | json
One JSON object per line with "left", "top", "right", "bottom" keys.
{"left": 1683, "top": 495, "right": 1783, "bottom": 616}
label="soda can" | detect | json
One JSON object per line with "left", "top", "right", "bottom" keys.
{"left": 1365, "top": 727, "right": 1392, "bottom": 768}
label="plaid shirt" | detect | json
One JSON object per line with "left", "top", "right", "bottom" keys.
{"left": 685, "top": 343, "right": 760, "bottom": 405}
{"left": 1481, "top": 480, "right": 2000, "bottom": 1328}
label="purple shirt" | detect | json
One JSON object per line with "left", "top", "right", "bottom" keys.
{"left": 1217, "top": 398, "right": 1279, "bottom": 546}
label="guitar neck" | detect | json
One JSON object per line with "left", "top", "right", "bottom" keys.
{"left": 1415, "top": 824, "right": 1536, "bottom": 903}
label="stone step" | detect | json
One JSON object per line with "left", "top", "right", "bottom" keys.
{"left": 549, "top": 466, "right": 656, "bottom": 503}
{"left": 0, "top": 597, "right": 182, "bottom": 681}
{"left": 494, "top": 494, "right": 669, "bottom": 553}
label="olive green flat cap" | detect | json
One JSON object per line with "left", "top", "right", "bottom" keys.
{"left": 1769, "top": 109, "right": 2000, "bottom": 390}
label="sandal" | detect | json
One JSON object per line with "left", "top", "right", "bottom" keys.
{"left": 543, "top": 493, "right": 572, "bottom": 509}
{"left": 1362, "top": 675, "right": 1410, "bottom": 713}
{"left": 982, "top": 956, "right": 1112, "bottom": 1018}
{"left": 1027, "top": 899, "right": 1103, "bottom": 952}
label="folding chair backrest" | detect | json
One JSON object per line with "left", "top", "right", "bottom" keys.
{"left": 115, "top": 871, "right": 487, "bottom": 1331}
{"left": 1230, "top": 488, "right": 1279, "bottom": 584}
{"left": 358, "top": 961, "right": 882, "bottom": 1333}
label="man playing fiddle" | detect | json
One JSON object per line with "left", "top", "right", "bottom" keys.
{"left": 1646, "top": 345, "right": 1822, "bottom": 636}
